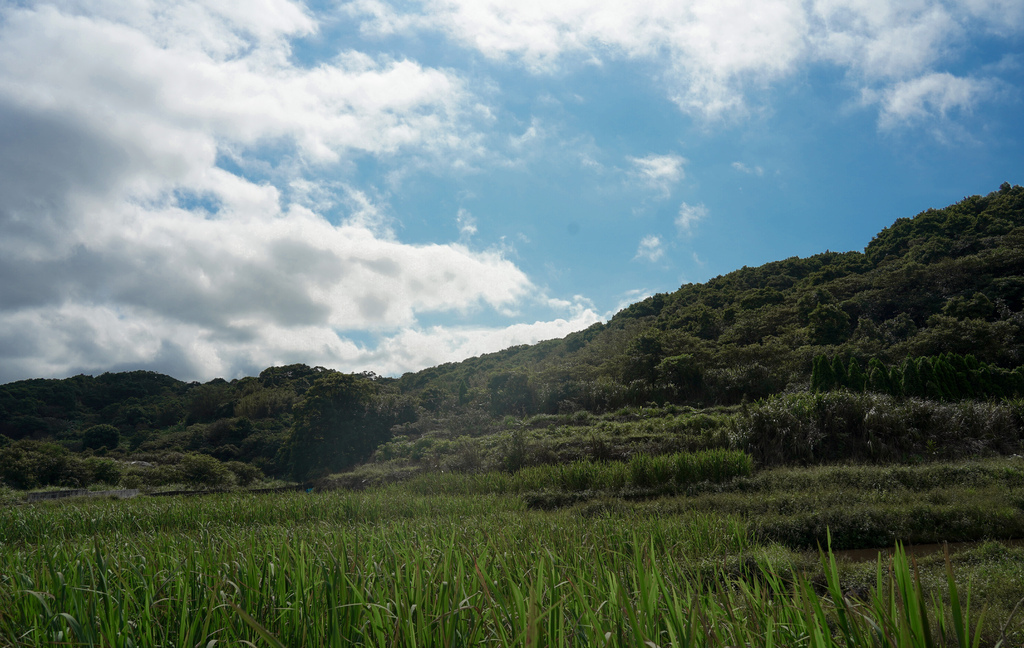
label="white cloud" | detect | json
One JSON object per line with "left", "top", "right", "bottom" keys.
{"left": 0, "top": 1, "right": 561, "bottom": 383}
{"left": 456, "top": 208, "right": 478, "bottom": 240}
{"left": 0, "top": 4, "right": 478, "bottom": 173}
{"left": 871, "top": 72, "right": 995, "bottom": 129}
{"left": 350, "top": 0, "right": 808, "bottom": 117}
{"left": 813, "top": 3, "right": 959, "bottom": 80}
{"left": 634, "top": 235, "right": 665, "bottom": 263}
{"left": 0, "top": 291, "right": 603, "bottom": 382}
{"left": 509, "top": 118, "right": 544, "bottom": 149}
{"left": 732, "top": 162, "right": 764, "bottom": 176}
{"left": 676, "top": 202, "right": 708, "bottom": 234}
{"left": 363, "top": 300, "right": 602, "bottom": 375}
{"left": 345, "top": 0, "right": 1019, "bottom": 125}
{"left": 628, "top": 154, "right": 687, "bottom": 195}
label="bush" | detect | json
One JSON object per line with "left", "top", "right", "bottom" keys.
{"left": 82, "top": 424, "right": 120, "bottom": 451}
{"left": 84, "top": 456, "right": 123, "bottom": 485}
{"left": 224, "top": 461, "right": 263, "bottom": 487}
{"left": 179, "top": 454, "right": 234, "bottom": 488}
{"left": 0, "top": 440, "right": 92, "bottom": 489}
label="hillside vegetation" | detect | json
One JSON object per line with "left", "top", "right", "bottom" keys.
{"left": 1, "top": 183, "right": 1023, "bottom": 490}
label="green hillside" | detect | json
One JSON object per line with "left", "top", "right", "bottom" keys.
{"left": 398, "top": 181, "right": 1024, "bottom": 411}
{"left": 2, "top": 183, "right": 1023, "bottom": 490}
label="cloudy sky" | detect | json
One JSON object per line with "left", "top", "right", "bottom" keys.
{"left": 1, "top": 0, "right": 1022, "bottom": 384}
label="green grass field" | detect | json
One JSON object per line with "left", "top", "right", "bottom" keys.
{"left": 2, "top": 457, "right": 1024, "bottom": 646}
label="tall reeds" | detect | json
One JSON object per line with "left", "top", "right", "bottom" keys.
{"left": 0, "top": 526, "right": 1003, "bottom": 647}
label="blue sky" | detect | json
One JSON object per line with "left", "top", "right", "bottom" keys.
{"left": 0, "top": 0, "right": 1022, "bottom": 383}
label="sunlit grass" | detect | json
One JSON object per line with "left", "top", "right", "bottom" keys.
{"left": 2, "top": 460, "right": 1024, "bottom": 646}
{"left": 1, "top": 523, "right": 1016, "bottom": 646}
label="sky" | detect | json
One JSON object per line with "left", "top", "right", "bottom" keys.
{"left": 1, "top": 0, "right": 1022, "bottom": 384}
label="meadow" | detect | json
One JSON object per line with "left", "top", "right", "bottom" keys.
{"left": 2, "top": 455, "right": 1024, "bottom": 646}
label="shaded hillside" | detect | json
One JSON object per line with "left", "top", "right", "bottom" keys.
{"left": 0, "top": 365, "right": 409, "bottom": 487}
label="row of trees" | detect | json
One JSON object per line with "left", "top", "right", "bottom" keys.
{"left": 811, "top": 353, "right": 1024, "bottom": 400}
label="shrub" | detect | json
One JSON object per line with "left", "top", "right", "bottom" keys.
{"left": 81, "top": 424, "right": 121, "bottom": 451}
{"left": 84, "top": 456, "right": 123, "bottom": 486}
{"left": 224, "top": 461, "right": 263, "bottom": 487}
{"left": 0, "top": 440, "right": 92, "bottom": 489}
{"left": 180, "top": 454, "right": 234, "bottom": 488}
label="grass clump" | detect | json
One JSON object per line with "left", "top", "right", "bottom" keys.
{"left": 393, "top": 449, "right": 753, "bottom": 498}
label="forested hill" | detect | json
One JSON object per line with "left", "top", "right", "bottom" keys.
{"left": 1, "top": 183, "right": 1022, "bottom": 488}
{"left": 398, "top": 182, "right": 1024, "bottom": 410}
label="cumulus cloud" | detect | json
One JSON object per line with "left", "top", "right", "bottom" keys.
{"left": 634, "top": 235, "right": 665, "bottom": 263}
{"left": 0, "top": 1, "right": 593, "bottom": 383}
{"left": 345, "top": 0, "right": 1017, "bottom": 125}
{"left": 363, "top": 298, "right": 602, "bottom": 375}
{"left": 0, "top": 291, "right": 602, "bottom": 383}
{"left": 0, "top": 5, "right": 484, "bottom": 207}
{"left": 348, "top": 0, "right": 806, "bottom": 117}
{"left": 0, "top": 180, "right": 540, "bottom": 381}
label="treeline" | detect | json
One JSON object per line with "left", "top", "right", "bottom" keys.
{"left": 811, "top": 352, "right": 1024, "bottom": 400}
{"left": 0, "top": 365, "right": 414, "bottom": 488}
{"left": 742, "top": 391, "right": 1024, "bottom": 466}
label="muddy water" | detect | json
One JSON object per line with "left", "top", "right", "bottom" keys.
{"left": 833, "top": 538, "right": 1024, "bottom": 563}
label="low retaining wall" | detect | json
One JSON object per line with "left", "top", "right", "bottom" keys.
{"left": 20, "top": 484, "right": 312, "bottom": 504}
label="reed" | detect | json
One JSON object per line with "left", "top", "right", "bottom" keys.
{"left": 1, "top": 462, "right": 1022, "bottom": 646}
{"left": 0, "top": 525, "right": 1007, "bottom": 647}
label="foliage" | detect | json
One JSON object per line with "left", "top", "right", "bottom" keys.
{"left": 179, "top": 452, "right": 234, "bottom": 488}
{"left": 286, "top": 373, "right": 404, "bottom": 479}
{"left": 812, "top": 352, "right": 1024, "bottom": 400}
{"left": 81, "top": 424, "right": 119, "bottom": 451}
{"left": 741, "top": 391, "right": 1023, "bottom": 465}
{"left": 0, "top": 440, "right": 90, "bottom": 489}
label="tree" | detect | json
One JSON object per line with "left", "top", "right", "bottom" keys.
{"left": 867, "top": 358, "right": 893, "bottom": 395}
{"left": 811, "top": 355, "right": 835, "bottom": 392}
{"left": 831, "top": 355, "right": 849, "bottom": 389}
{"left": 287, "top": 373, "right": 393, "bottom": 480}
{"left": 622, "top": 331, "right": 665, "bottom": 383}
{"left": 180, "top": 453, "right": 233, "bottom": 488}
{"left": 808, "top": 304, "right": 851, "bottom": 345}
{"left": 847, "top": 358, "right": 866, "bottom": 392}
{"left": 901, "top": 359, "right": 922, "bottom": 398}
{"left": 488, "top": 373, "right": 536, "bottom": 416}
{"left": 656, "top": 354, "right": 704, "bottom": 401}
{"left": 82, "top": 424, "right": 120, "bottom": 451}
